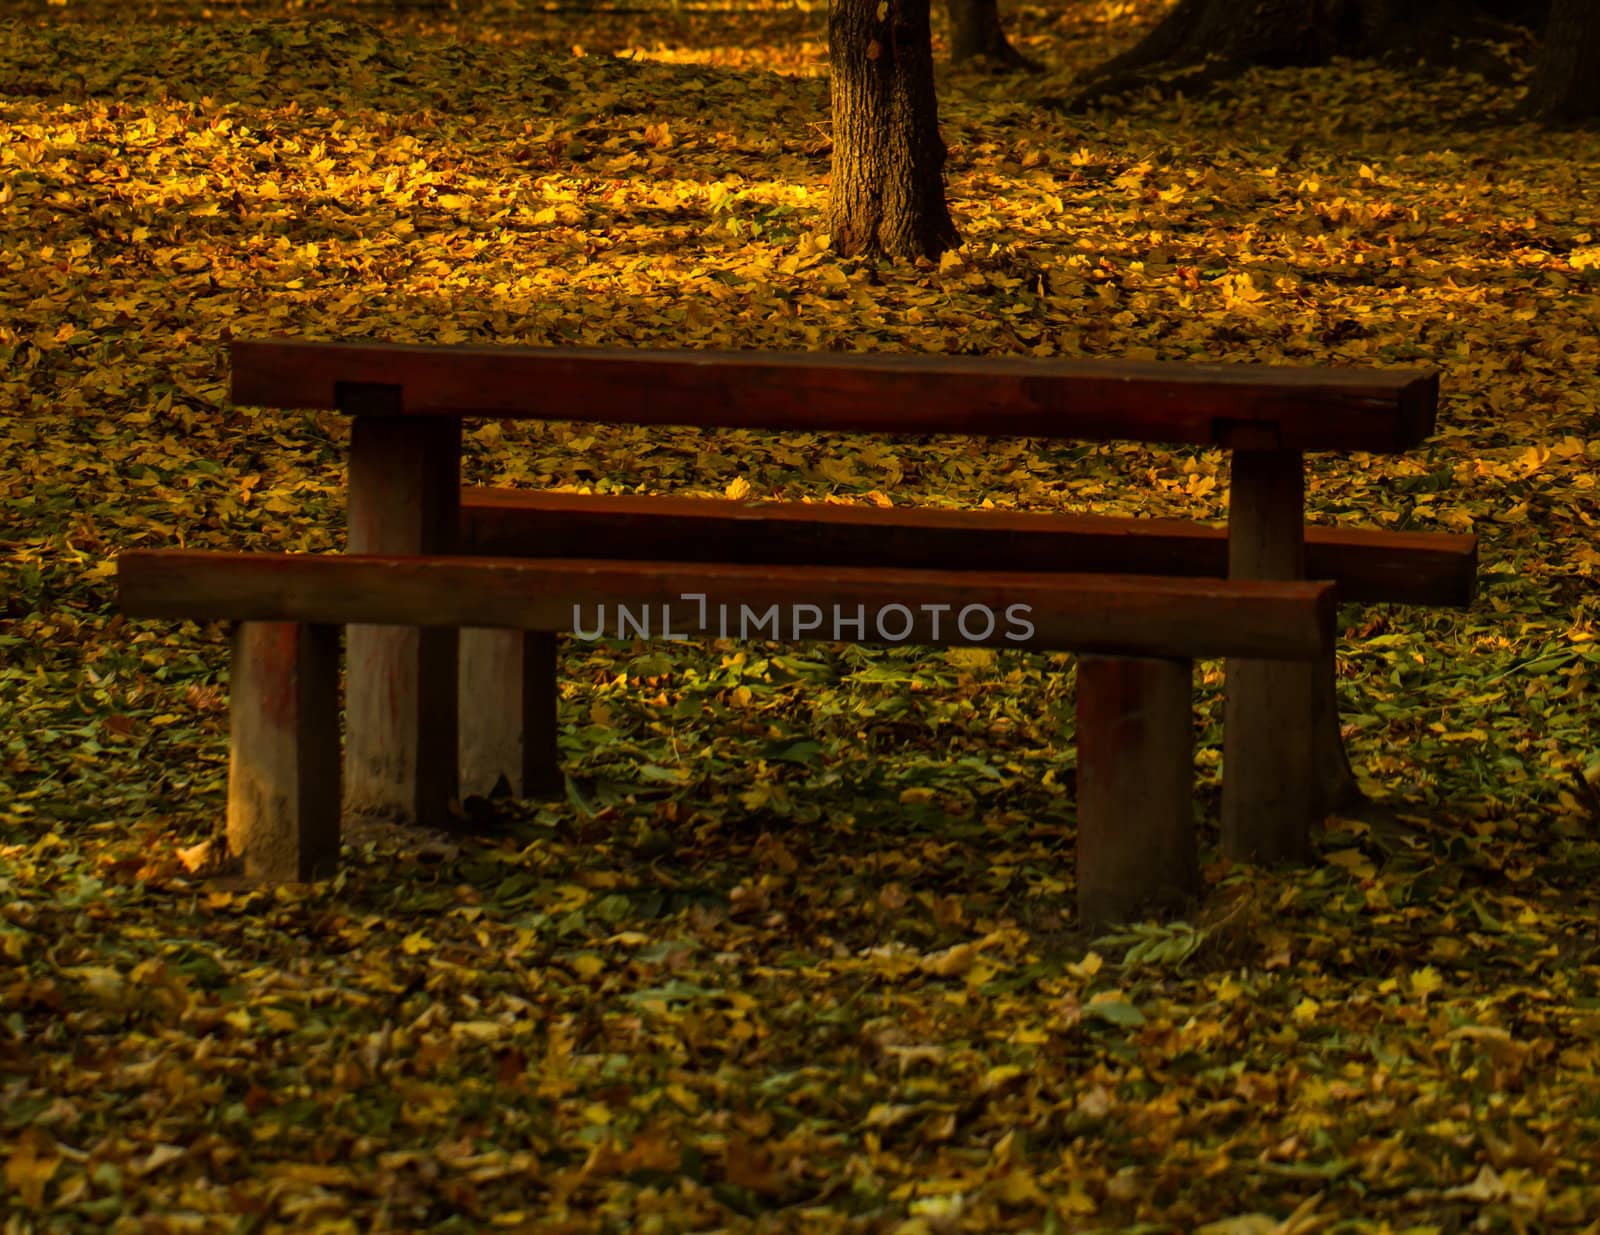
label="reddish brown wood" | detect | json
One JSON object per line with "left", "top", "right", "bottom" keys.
{"left": 459, "top": 489, "right": 1477, "bottom": 607}
{"left": 459, "top": 630, "right": 562, "bottom": 799}
{"left": 344, "top": 412, "right": 461, "bottom": 826}
{"left": 116, "top": 549, "right": 1336, "bottom": 662}
{"left": 226, "top": 622, "right": 341, "bottom": 881}
{"left": 1075, "top": 655, "right": 1198, "bottom": 927}
{"left": 1222, "top": 449, "right": 1321, "bottom": 864}
{"left": 231, "top": 339, "right": 1439, "bottom": 452}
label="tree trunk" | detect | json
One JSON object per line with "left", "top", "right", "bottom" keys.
{"left": 946, "top": 0, "right": 1041, "bottom": 71}
{"left": 1527, "top": 0, "right": 1600, "bottom": 122}
{"left": 1070, "top": 0, "right": 1551, "bottom": 109}
{"left": 828, "top": 0, "right": 960, "bottom": 260}
{"left": 1084, "top": 0, "right": 1357, "bottom": 84}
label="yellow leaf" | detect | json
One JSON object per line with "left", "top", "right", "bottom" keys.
{"left": 267, "top": 1163, "right": 357, "bottom": 1187}
{"left": 452, "top": 1020, "right": 507, "bottom": 1043}
{"left": 570, "top": 953, "right": 605, "bottom": 979}
{"left": 921, "top": 943, "right": 977, "bottom": 977}
{"left": 4, "top": 1132, "right": 58, "bottom": 1209}
{"left": 725, "top": 475, "right": 751, "bottom": 501}
{"left": 875, "top": 0, "right": 888, "bottom": 17}
{"left": 981, "top": 1064, "right": 1025, "bottom": 1090}
{"left": 401, "top": 931, "right": 435, "bottom": 955}
{"left": 1410, "top": 966, "right": 1443, "bottom": 999}
{"left": 1325, "top": 847, "right": 1375, "bottom": 880}
{"left": 1197, "top": 1217, "right": 1278, "bottom": 1235}
{"left": 1292, "top": 997, "right": 1319, "bottom": 1022}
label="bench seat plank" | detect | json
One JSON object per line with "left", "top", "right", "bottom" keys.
{"left": 119, "top": 548, "right": 1339, "bottom": 924}
{"left": 459, "top": 489, "right": 1477, "bottom": 608}
{"left": 232, "top": 340, "right": 1438, "bottom": 452}
{"left": 118, "top": 550, "right": 1335, "bottom": 663}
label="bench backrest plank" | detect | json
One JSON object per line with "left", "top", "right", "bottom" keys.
{"left": 232, "top": 340, "right": 1438, "bottom": 452}
{"left": 117, "top": 550, "right": 1335, "bottom": 663}
{"left": 458, "top": 489, "right": 1477, "bottom": 607}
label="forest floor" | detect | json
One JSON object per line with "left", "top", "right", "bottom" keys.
{"left": 2, "top": 0, "right": 1599, "bottom": 1231}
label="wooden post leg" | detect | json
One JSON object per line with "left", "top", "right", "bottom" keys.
{"left": 1311, "top": 641, "right": 1361, "bottom": 815}
{"left": 523, "top": 632, "right": 563, "bottom": 796}
{"left": 1075, "top": 655, "right": 1198, "bottom": 929}
{"left": 459, "top": 630, "right": 562, "bottom": 799}
{"left": 344, "top": 408, "right": 461, "bottom": 826}
{"left": 227, "top": 622, "right": 341, "bottom": 882}
{"left": 1223, "top": 448, "right": 1318, "bottom": 863}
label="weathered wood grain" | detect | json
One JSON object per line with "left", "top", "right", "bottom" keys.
{"left": 226, "top": 622, "right": 341, "bottom": 881}
{"left": 118, "top": 550, "right": 1337, "bottom": 662}
{"left": 1223, "top": 448, "right": 1320, "bottom": 863}
{"left": 459, "top": 629, "right": 562, "bottom": 799}
{"left": 232, "top": 339, "right": 1439, "bottom": 452}
{"left": 1075, "top": 655, "right": 1199, "bottom": 928}
{"left": 459, "top": 489, "right": 1478, "bottom": 607}
{"left": 344, "top": 411, "right": 460, "bottom": 825}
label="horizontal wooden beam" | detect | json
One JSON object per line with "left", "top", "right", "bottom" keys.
{"left": 459, "top": 489, "right": 1477, "bottom": 608}
{"left": 118, "top": 551, "right": 1336, "bottom": 662}
{"left": 230, "top": 339, "right": 1438, "bottom": 452}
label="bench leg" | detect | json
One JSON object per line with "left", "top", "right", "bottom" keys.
{"left": 1222, "top": 448, "right": 1317, "bottom": 863}
{"left": 460, "top": 629, "right": 562, "bottom": 799}
{"left": 344, "top": 413, "right": 460, "bottom": 825}
{"left": 1075, "top": 655, "right": 1198, "bottom": 929}
{"left": 1312, "top": 642, "right": 1361, "bottom": 815}
{"left": 227, "top": 622, "right": 341, "bottom": 881}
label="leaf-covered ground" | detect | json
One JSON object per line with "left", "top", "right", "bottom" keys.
{"left": 3, "top": 0, "right": 1599, "bottom": 1230}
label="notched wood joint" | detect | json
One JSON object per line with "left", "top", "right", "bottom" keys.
{"left": 335, "top": 381, "right": 405, "bottom": 417}
{"left": 1212, "top": 418, "right": 1281, "bottom": 451}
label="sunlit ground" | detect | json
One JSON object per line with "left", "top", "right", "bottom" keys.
{"left": 3, "top": 1, "right": 1599, "bottom": 1231}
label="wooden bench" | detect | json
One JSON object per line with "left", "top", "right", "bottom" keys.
{"left": 118, "top": 550, "right": 1336, "bottom": 926}
{"left": 455, "top": 488, "right": 1475, "bottom": 802}
{"left": 118, "top": 340, "right": 1475, "bottom": 923}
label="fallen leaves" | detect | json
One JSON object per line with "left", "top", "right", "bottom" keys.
{"left": 3, "top": 0, "right": 1600, "bottom": 1231}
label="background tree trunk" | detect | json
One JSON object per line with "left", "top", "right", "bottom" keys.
{"left": 1526, "top": 0, "right": 1600, "bottom": 121}
{"left": 1070, "top": 0, "right": 1554, "bottom": 111}
{"left": 828, "top": 0, "right": 960, "bottom": 260}
{"left": 946, "top": 0, "right": 1041, "bottom": 71}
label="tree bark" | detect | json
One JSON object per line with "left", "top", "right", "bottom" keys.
{"left": 946, "top": 0, "right": 1041, "bottom": 71}
{"left": 1527, "top": 0, "right": 1600, "bottom": 122}
{"left": 1070, "top": 0, "right": 1553, "bottom": 110}
{"left": 828, "top": 0, "right": 960, "bottom": 260}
